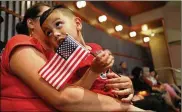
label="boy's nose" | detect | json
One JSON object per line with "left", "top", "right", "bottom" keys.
{"left": 53, "top": 32, "right": 66, "bottom": 44}
{"left": 53, "top": 31, "right": 61, "bottom": 39}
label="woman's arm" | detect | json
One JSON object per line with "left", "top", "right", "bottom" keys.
{"left": 10, "top": 46, "right": 139, "bottom": 111}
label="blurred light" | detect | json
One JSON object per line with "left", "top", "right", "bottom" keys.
{"left": 138, "top": 91, "right": 148, "bottom": 96}
{"left": 151, "top": 32, "right": 155, "bottom": 37}
{"left": 141, "top": 24, "right": 148, "bottom": 31}
{"left": 129, "top": 31, "right": 137, "bottom": 37}
{"left": 27, "top": 1, "right": 31, "bottom": 9}
{"left": 98, "top": 15, "right": 107, "bottom": 23}
{"left": 115, "top": 25, "right": 123, "bottom": 32}
{"left": 76, "top": 1, "right": 86, "bottom": 9}
{"left": 143, "top": 37, "right": 150, "bottom": 42}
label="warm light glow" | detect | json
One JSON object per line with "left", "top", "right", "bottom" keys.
{"left": 142, "top": 24, "right": 148, "bottom": 31}
{"left": 76, "top": 1, "right": 86, "bottom": 9}
{"left": 143, "top": 37, "right": 150, "bottom": 42}
{"left": 115, "top": 25, "right": 123, "bottom": 32}
{"left": 129, "top": 31, "right": 137, "bottom": 37}
{"left": 151, "top": 32, "right": 155, "bottom": 37}
{"left": 138, "top": 91, "right": 148, "bottom": 96}
{"left": 98, "top": 15, "right": 107, "bottom": 23}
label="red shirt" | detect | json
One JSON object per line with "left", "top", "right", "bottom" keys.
{"left": 1, "top": 35, "right": 56, "bottom": 111}
{"left": 1, "top": 35, "right": 115, "bottom": 111}
{"left": 70, "top": 43, "right": 115, "bottom": 97}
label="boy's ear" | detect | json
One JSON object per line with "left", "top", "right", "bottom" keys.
{"left": 75, "top": 17, "right": 82, "bottom": 31}
{"left": 27, "top": 18, "right": 35, "bottom": 29}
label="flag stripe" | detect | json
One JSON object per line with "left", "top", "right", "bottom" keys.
{"left": 42, "top": 54, "right": 61, "bottom": 79}
{"left": 52, "top": 47, "right": 84, "bottom": 87}
{"left": 39, "top": 54, "right": 58, "bottom": 77}
{"left": 49, "top": 47, "right": 82, "bottom": 85}
{"left": 55, "top": 51, "right": 89, "bottom": 89}
{"left": 45, "top": 59, "right": 66, "bottom": 83}
{"left": 45, "top": 58, "right": 64, "bottom": 81}
{"left": 38, "top": 35, "right": 91, "bottom": 90}
{"left": 54, "top": 49, "right": 88, "bottom": 88}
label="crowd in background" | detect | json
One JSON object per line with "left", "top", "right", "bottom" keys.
{"left": 112, "top": 61, "right": 181, "bottom": 112}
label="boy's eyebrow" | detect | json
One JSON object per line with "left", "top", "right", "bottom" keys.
{"left": 52, "top": 18, "right": 62, "bottom": 24}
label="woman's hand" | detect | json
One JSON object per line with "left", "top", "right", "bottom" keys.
{"left": 90, "top": 49, "right": 114, "bottom": 74}
{"left": 105, "top": 72, "right": 134, "bottom": 103}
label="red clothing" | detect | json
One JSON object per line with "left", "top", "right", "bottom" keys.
{"left": 1, "top": 35, "right": 56, "bottom": 111}
{"left": 70, "top": 43, "right": 115, "bottom": 97}
{"left": 1, "top": 35, "right": 114, "bottom": 111}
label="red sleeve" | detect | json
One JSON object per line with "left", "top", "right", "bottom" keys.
{"left": 1, "top": 34, "right": 42, "bottom": 73}
{"left": 86, "top": 43, "right": 103, "bottom": 53}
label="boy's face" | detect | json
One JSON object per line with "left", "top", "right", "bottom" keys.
{"left": 41, "top": 10, "right": 82, "bottom": 49}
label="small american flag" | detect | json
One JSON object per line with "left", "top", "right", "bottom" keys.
{"left": 38, "top": 35, "right": 90, "bottom": 90}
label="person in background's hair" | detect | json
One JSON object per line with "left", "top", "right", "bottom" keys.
{"left": 118, "top": 61, "right": 129, "bottom": 75}
{"left": 1, "top": 3, "right": 144, "bottom": 112}
{"left": 131, "top": 66, "right": 152, "bottom": 93}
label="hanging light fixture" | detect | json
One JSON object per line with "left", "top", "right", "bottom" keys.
{"left": 143, "top": 37, "right": 150, "bottom": 42}
{"left": 76, "top": 1, "right": 86, "bottom": 9}
{"left": 129, "top": 31, "right": 137, "bottom": 37}
{"left": 98, "top": 15, "right": 107, "bottom": 23}
{"left": 115, "top": 25, "right": 123, "bottom": 32}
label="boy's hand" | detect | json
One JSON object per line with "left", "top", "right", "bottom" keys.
{"left": 105, "top": 72, "right": 134, "bottom": 103}
{"left": 90, "top": 49, "right": 114, "bottom": 74}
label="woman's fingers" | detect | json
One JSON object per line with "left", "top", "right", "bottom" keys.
{"left": 106, "top": 75, "right": 132, "bottom": 84}
{"left": 121, "top": 93, "right": 134, "bottom": 103}
{"left": 106, "top": 82, "right": 131, "bottom": 89}
{"left": 106, "top": 72, "right": 120, "bottom": 79}
{"left": 112, "top": 88, "right": 132, "bottom": 96}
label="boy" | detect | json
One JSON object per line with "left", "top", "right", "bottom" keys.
{"left": 39, "top": 5, "right": 135, "bottom": 103}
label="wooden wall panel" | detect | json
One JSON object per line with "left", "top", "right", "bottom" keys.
{"left": 149, "top": 34, "right": 174, "bottom": 84}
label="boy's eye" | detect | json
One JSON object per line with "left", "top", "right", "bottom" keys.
{"left": 55, "top": 21, "right": 63, "bottom": 28}
{"left": 45, "top": 31, "right": 52, "bottom": 37}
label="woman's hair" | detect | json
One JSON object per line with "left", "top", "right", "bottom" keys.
{"left": 16, "top": 3, "right": 50, "bottom": 35}
{"left": 131, "top": 66, "right": 142, "bottom": 79}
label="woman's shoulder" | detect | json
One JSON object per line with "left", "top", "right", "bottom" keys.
{"left": 5, "top": 34, "right": 40, "bottom": 51}
{"left": 8, "top": 34, "right": 32, "bottom": 43}
{"left": 1, "top": 35, "right": 43, "bottom": 70}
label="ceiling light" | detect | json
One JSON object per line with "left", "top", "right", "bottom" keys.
{"left": 76, "top": 1, "right": 86, "bottom": 9}
{"left": 129, "top": 31, "right": 137, "bottom": 37}
{"left": 143, "top": 37, "right": 150, "bottom": 42}
{"left": 115, "top": 25, "right": 123, "bottom": 32}
{"left": 98, "top": 15, "right": 107, "bottom": 23}
{"left": 141, "top": 24, "right": 148, "bottom": 31}
{"left": 151, "top": 32, "right": 155, "bottom": 37}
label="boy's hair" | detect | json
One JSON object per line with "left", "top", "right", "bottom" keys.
{"left": 40, "top": 5, "right": 75, "bottom": 27}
